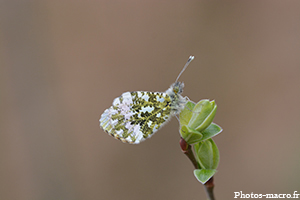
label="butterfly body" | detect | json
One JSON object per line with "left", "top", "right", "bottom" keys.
{"left": 99, "top": 56, "right": 194, "bottom": 144}
{"left": 100, "top": 82, "right": 186, "bottom": 144}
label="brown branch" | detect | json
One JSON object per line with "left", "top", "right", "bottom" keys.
{"left": 204, "top": 177, "right": 215, "bottom": 200}
{"left": 179, "top": 137, "right": 215, "bottom": 200}
{"left": 179, "top": 137, "right": 198, "bottom": 169}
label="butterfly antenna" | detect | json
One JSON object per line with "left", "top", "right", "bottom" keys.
{"left": 175, "top": 55, "right": 195, "bottom": 83}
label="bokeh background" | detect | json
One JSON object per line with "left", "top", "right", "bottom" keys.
{"left": 1, "top": 1, "right": 300, "bottom": 200}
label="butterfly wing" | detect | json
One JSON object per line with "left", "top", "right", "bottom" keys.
{"left": 100, "top": 91, "right": 173, "bottom": 144}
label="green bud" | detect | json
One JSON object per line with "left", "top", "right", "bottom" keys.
{"left": 179, "top": 101, "right": 195, "bottom": 126}
{"left": 194, "top": 139, "right": 219, "bottom": 170}
{"left": 180, "top": 125, "right": 203, "bottom": 144}
{"left": 179, "top": 100, "right": 221, "bottom": 144}
{"left": 187, "top": 100, "right": 217, "bottom": 132}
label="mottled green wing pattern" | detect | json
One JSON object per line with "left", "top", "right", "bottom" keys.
{"left": 100, "top": 91, "right": 173, "bottom": 144}
{"left": 99, "top": 55, "right": 194, "bottom": 144}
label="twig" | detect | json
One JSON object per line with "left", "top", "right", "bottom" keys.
{"left": 179, "top": 137, "right": 215, "bottom": 200}
{"left": 204, "top": 177, "right": 215, "bottom": 200}
{"left": 179, "top": 137, "right": 198, "bottom": 169}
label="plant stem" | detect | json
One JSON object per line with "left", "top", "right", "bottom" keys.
{"left": 179, "top": 137, "right": 215, "bottom": 200}
{"left": 204, "top": 177, "right": 215, "bottom": 200}
{"left": 180, "top": 137, "right": 198, "bottom": 169}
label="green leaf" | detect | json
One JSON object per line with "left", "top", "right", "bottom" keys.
{"left": 187, "top": 100, "right": 217, "bottom": 132}
{"left": 194, "top": 169, "right": 216, "bottom": 184}
{"left": 180, "top": 125, "right": 203, "bottom": 144}
{"left": 194, "top": 139, "right": 219, "bottom": 170}
{"left": 179, "top": 101, "right": 195, "bottom": 126}
{"left": 200, "top": 123, "right": 223, "bottom": 141}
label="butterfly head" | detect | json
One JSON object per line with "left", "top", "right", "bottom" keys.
{"left": 172, "top": 81, "right": 184, "bottom": 94}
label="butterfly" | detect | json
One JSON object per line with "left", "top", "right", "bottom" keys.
{"left": 99, "top": 56, "right": 194, "bottom": 144}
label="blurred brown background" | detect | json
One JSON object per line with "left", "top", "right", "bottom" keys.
{"left": 1, "top": 1, "right": 300, "bottom": 200}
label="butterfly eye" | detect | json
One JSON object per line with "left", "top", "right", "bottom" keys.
{"left": 173, "top": 87, "right": 179, "bottom": 94}
{"left": 172, "top": 82, "right": 184, "bottom": 94}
